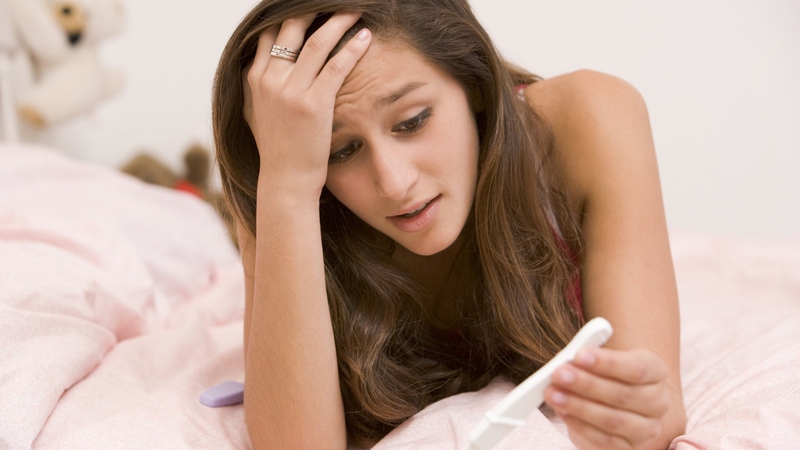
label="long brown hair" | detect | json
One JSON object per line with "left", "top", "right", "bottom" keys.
{"left": 213, "top": 0, "right": 584, "bottom": 445}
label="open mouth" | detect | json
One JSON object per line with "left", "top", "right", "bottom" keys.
{"left": 387, "top": 195, "right": 442, "bottom": 233}
{"left": 396, "top": 201, "right": 432, "bottom": 219}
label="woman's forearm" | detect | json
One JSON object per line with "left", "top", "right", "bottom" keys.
{"left": 243, "top": 181, "right": 346, "bottom": 449}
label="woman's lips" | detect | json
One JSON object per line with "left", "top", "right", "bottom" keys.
{"left": 387, "top": 195, "right": 441, "bottom": 233}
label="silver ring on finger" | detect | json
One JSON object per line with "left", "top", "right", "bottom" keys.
{"left": 270, "top": 44, "right": 299, "bottom": 63}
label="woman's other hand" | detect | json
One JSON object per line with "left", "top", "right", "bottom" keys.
{"left": 242, "top": 12, "right": 371, "bottom": 199}
{"left": 544, "top": 347, "right": 675, "bottom": 450}
{"left": 526, "top": 71, "right": 685, "bottom": 448}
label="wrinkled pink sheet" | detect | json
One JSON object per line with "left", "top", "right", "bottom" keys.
{"left": 1, "top": 144, "right": 799, "bottom": 449}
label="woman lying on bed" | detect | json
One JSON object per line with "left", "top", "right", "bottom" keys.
{"left": 212, "top": 0, "right": 686, "bottom": 448}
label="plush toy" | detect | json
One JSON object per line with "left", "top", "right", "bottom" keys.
{"left": 1, "top": 0, "right": 125, "bottom": 127}
{"left": 120, "top": 145, "right": 238, "bottom": 248}
{"left": 0, "top": 0, "right": 21, "bottom": 141}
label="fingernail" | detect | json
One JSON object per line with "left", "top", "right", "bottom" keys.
{"left": 356, "top": 29, "right": 370, "bottom": 40}
{"left": 558, "top": 368, "right": 575, "bottom": 384}
{"left": 551, "top": 391, "right": 567, "bottom": 405}
{"left": 576, "top": 350, "right": 596, "bottom": 366}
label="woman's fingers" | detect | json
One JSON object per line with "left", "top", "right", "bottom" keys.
{"left": 310, "top": 27, "right": 371, "bottom": 100}
{"left": 248, "top": 26, "right": 279, "bottom": 84}
{"left": 243, "top": 26, "right": 278, "bottom": 125}
{"left": 558, "top": 411, "right": 635, "bottom": 450}
{"left": 544, "top": 348, "right": 672, "bottom": 449}
{"left": 245, "top": 12, "right": 368, "bottom": 122}
{"left": 246, "top": 14, "right": 314, "bottom": 99}
{"left": 573, "top": 347, "right": 668, "bottom": 386}
{"left": 550, "top": 364, "right": 670, "bottom": 418}
{"left": 548, "top": 389, "right": 662, "bottom": 448}
{"left": 270, "top": 14, "right": 316, "bottom": 69}
{"left": 242, "top": 59, "right": 256, "bottom": 125}
{"left": 291, "top": 11, "right": 363, "bottom": 87}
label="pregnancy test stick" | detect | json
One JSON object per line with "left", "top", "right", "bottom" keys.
{"left": 468, "top": 317, "right": 614, "bottom": 450}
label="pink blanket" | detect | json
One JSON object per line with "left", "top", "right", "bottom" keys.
{"left": 1, "top": 144, "right": 799, "bottom": 449}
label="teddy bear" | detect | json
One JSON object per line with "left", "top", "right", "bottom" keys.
{"left": 120, "top": 144, "right": 238, "bottom": 249}
{"left": 0, "top": 0, "right": 21, "bottom": 141}
{"left": 1, "top": 0, "right": 125, "bottom": 127}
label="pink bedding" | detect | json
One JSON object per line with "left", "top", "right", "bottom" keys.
{"left": 1, "top": 144, "right": 799, "bottom": 449}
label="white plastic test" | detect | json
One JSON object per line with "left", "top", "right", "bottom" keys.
{"left": 468, "top": 317, "right": 614, "bottom": 450}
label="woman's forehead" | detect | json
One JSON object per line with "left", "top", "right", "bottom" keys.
{"left": 334, "top": 41, "right": 456, "bottom": 118}
{"left": 334, "top": 41, "right": 443, "bottom": 110}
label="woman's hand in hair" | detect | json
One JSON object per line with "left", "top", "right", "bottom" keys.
{"left": 544, "top": 347, "right": 675, "bottom": 450}
{"left": 242, "top": 12, "right": 371, "bottom": 200}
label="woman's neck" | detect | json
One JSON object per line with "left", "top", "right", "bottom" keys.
{"left": 391, "top": 232, "right": 472, "bottom": 329}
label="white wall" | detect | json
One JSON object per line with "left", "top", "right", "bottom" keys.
{"left": 470, "top": 0, "right": 800, "bottom": 238}
{"left": 33, "top": 0, "right": 800, "bottom": 238}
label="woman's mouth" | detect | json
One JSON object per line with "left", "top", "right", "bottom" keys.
{"left": 399, "top": 201, "right": 430, "bottom": 218}
{"left": 387, "top": 195, "right": 441, "bottom": 233}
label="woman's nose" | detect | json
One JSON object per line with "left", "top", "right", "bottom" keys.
{"left": 370, "top": 143, "right": 418, "bottom": 201}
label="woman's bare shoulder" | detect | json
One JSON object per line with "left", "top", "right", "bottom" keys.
{"left": 522, "top": 70, "right": 653, "bottom": 209}
{"left": 522, "top": 69, "right": 645, "bottom": 123}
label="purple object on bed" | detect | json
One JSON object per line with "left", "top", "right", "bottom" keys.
{"left": 200, "top": 381, "right": 244, "bottom": 407}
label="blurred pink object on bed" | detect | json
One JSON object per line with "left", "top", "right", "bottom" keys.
{"left": 1, "top": 143, "right": 799, "bottom": 449}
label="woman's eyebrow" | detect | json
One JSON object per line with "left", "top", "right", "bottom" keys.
{"left": 373, "top": 81, "right": 427, "bottom": 110}
{"left": 332, "top": 82, "right": 428, "bottom": 133}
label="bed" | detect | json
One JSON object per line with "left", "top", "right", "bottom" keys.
{"left": 2, "top": 143, "right": 799, "bottom": 449}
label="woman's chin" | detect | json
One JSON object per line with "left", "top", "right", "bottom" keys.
{"left": 402, "top": 244, "right": 444, "bottom": 257}
{"left": 392, "top": 230, "right": 462, "bottom": 258}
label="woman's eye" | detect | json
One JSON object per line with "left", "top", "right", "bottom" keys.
{"left": 329, "top": 141, "right": 362, "bottom": 165}
{"left": 393, "top": 108, "right": 432, "bottom": 134}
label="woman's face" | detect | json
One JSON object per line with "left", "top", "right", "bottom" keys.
{"left": 325, "top": 40, "right": 480, "bottom": 256}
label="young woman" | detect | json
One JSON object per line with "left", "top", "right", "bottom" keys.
{"left": 212, "top": 0, "right": 686, "bottom": 448}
